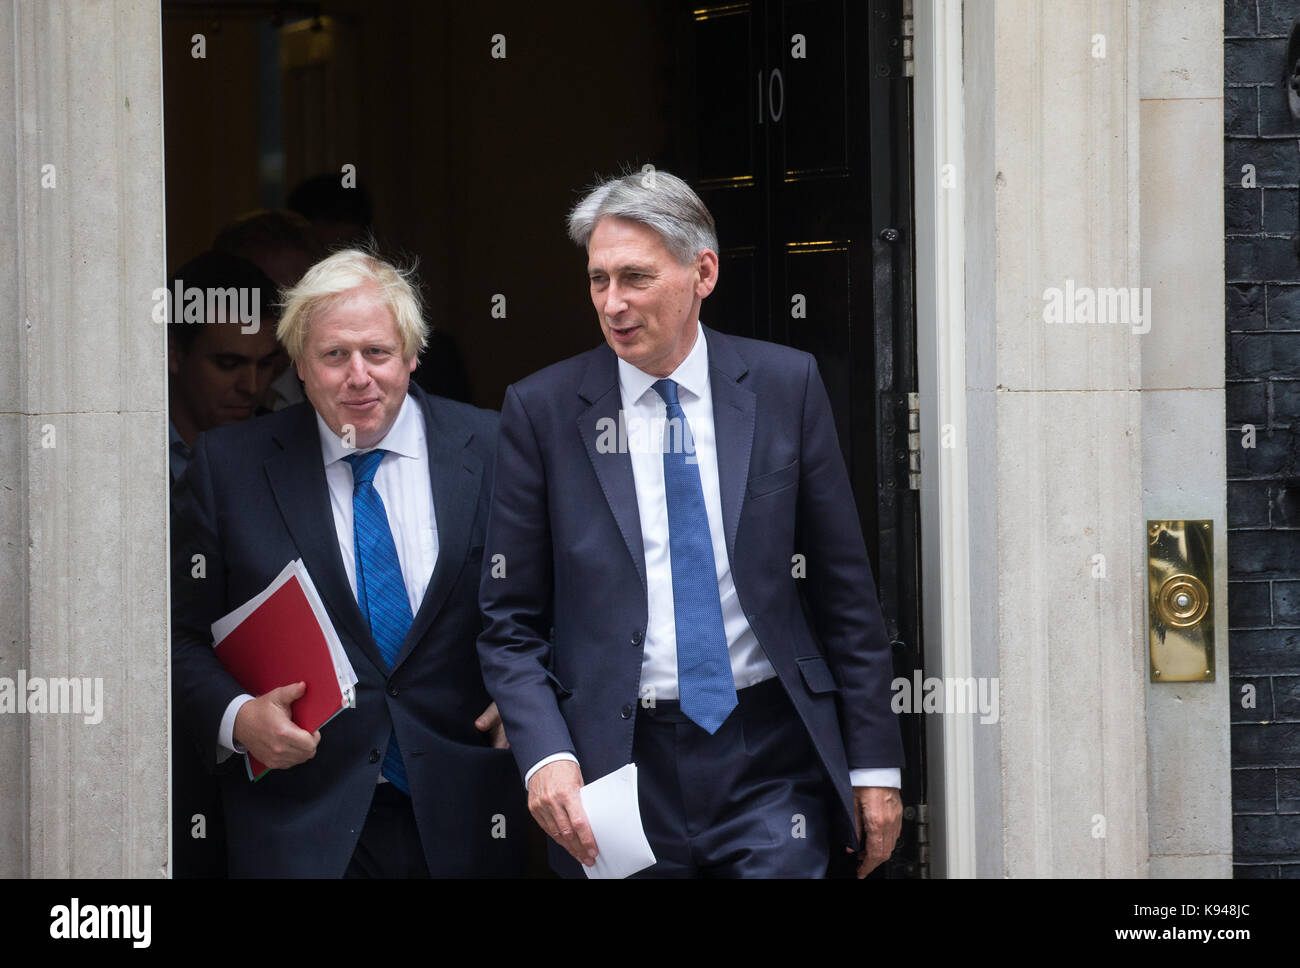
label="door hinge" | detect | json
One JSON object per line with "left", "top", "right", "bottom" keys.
{"left": 901, "top": 800, "right": 930, "bottom": 878}
{"left": 907, "top": 391, "right": 921, "bottom": 490}
{"left": 901, "top": 0, "right": 915, "bottom": 77}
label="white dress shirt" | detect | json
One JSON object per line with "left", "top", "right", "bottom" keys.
{"left": 526, "top": 324, "right": 899, "bottom": 791}
{"left": 623, "top": 321, "right": 775, "bottom": 698}
{"left": 217, "top": 393, "right": 438, "bottom": 760}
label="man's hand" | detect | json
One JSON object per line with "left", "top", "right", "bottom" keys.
{"left": 231, "top": 681, "right": 321, "bottom": 770}
{"left": 474, "top": 701, "right": 508, "bottom": 749}
{"left": 527, "top": 760, "right": 598, "bottom": 867}
{"left": 851, "top": 785, "right": 902, "bottom": 878}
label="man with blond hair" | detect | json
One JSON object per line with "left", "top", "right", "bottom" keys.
{"left": 172, "top": 249, "right": 526, "bottom": 877}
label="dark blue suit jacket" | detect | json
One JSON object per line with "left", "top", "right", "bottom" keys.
{"left": 477, "top": 327, "right": 904, "bottom": 875}
{"left": 171, "top": 384, "right": 526, "bottom": 877}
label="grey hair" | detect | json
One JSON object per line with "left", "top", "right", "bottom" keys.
{"left": 566, "top": 169, "right": 718, "bottom": 264}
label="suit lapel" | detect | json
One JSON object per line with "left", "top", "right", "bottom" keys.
{"left": 392, "top": 388, "right": 482, "bottom": 671}
{"left": 577, "top": 346, "right": 647, "bottom": 590}
{"left": 264, "top": 406, "right": 387, "bottom": 674}
{"left": 704, "top": 327, "right": 755, "bottom": 564}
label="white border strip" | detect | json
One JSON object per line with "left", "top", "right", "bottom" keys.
{"left": 913, "top": 0, "right": 977, "bottom": 878}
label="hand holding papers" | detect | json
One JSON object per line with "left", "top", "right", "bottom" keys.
{"left": 577, "top": 763, "right": 657, "bottom": 879}
{"left": 211, "top": 560, "right": 358, "bottom": 781}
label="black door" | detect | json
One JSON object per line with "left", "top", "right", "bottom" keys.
{"left": 675, "top": 0, "right": 926, "bottom": 878}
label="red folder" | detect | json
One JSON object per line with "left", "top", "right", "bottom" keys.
{"left": 211, "top": 560, "right": 357, "bottom": 781}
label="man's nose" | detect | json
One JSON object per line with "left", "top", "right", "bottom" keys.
{"left": 603, "top": 281, "right": 628, "bottom": 317}
{"left": 345, "top": 352, "right": 370, "bottom": 385}
{"left": 252, "top": 366, "right": 273, "bottom": 396}
{"left": 234, "top": 363, "right": 257, "bottom": 395}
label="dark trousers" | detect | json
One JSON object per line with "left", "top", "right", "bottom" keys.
{"left": 630, "top": 677, "right": 833, "bottom": 878}
{"left": 343, "top": 783, "right": 430, "bottom": 878}
{"left": 172, "top": 725, "right": 228, "bottom": 878}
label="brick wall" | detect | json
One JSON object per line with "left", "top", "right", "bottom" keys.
{"left": 1225, "top": 0, "right": 1300, "bottom": 878}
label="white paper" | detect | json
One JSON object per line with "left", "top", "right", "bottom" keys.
{"left": 578, "top": 763, "right": 657, "bottom": 879}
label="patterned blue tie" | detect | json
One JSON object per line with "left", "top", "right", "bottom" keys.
{"left": 344, "top": 450, "right": 411, "bottom": 793}
{"left": 652, "top": 379, "right": 737, "bottom": 733}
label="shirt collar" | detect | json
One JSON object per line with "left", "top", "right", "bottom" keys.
{"left": 168, "top": 419, "right": 190, "bottom": 455}
{"left": 617, "top": 321, "right": 709, "bottom": 406}
{"left": 316, "top": 390, "right": 424, "bottom": 466}
{"left": 168, "top": 420, "right": 192, "bottom": 481}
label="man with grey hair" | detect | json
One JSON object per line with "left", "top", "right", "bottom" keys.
{"left": 172, "top": 249, "right": 526, "bottom": 877}
{"left": 479, "top": 169, "right": 904, "bottom": 878}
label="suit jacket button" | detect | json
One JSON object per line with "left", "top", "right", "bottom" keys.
{"left": 387, "top": 684, "right": 399, "bottom": 697}
{"left": 631, "top": 629, "right": 644, "bottom": 646}
{"left": 368, "top": 749, "right": 381, "bottom": 763}
{"left": 620, "top": 704, "right": 633, "bottom": 719}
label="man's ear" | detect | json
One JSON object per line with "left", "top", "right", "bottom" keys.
{"left": 695, "top": 249, "right": 720, "bottom": 300}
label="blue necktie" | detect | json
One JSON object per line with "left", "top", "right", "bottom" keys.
{"left": 652, "top": 379, "right": 737, "bottom": 733}
{"left": 344, "top": 450, "right": 411, "bottom": 793}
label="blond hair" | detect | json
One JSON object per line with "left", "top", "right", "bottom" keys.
{"left": 277, "top": 249, "right": 427, "bottom": 362}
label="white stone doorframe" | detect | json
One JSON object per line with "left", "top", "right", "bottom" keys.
{"left": 912, "top": 0, "right": 978, "bottom": 879}
{"left": 2, "top": 0, "right": 170, "bottom": 877}
{"left": 910, "top": 0, "right": 1232, "bottom": 879}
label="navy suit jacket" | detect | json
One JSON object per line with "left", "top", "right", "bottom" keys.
{"left": 477, "top": 326, "right": 904, "bottom": 876}
{"left": 172, "top": 384, "right": 527, "bottom": 877}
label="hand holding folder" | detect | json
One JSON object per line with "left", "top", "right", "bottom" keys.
{"left": 230, "top": 680, "right": 321, "bottom": 772}
{"left": 210, "top": 560, "right": 359, "bottom": 781}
